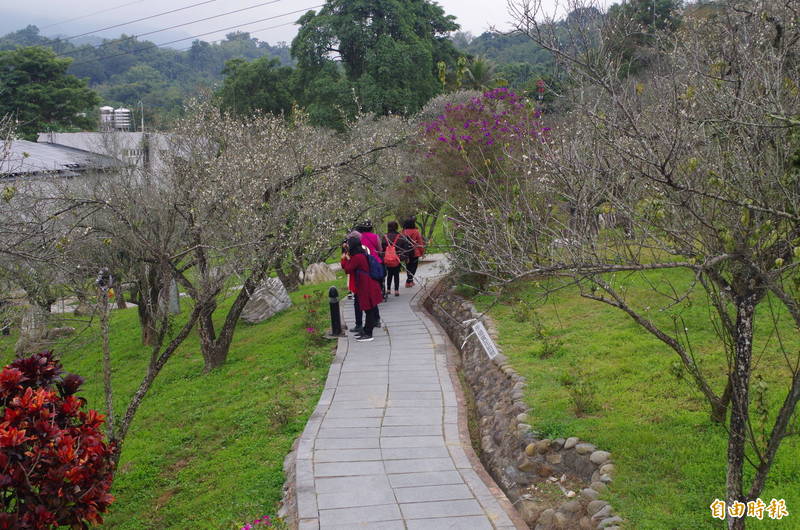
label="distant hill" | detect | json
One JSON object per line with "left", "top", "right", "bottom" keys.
{"left": 450, "top": 30, "right": 556, "bottom": 93}
{"left": 0, "top": 25, "right": 293, "bottom": 129}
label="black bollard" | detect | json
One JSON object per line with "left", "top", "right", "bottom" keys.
{"left": 329, "top": 286, "right": 343, "bottom": 336}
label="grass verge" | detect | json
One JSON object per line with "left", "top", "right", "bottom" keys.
{"left": 473, "top": 268, "right": 800, "bottom": 529}
{"left": 0, "top": 280, "right": 341, "bottom": 529}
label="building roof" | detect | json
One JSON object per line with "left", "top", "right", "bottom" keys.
{"left": 0, "top": 139, "right": 116, "bottom": 179}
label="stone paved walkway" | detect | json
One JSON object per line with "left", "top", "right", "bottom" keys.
{"left": 293, "top": 259, "right": 524, "bottom": 529}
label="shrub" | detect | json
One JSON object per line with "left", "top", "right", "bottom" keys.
{"left": 560, "top": 366, "right": 598, "bottom": 416}
{"left": 301, "top": 291, "right": 327, "bottom": 346}
{"left": 0, "top": 351, "right": 115, "bottom": 528}
{"left": 416, "top": 87, "right": 547, "bottom": 192}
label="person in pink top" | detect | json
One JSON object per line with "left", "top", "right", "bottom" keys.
{"left": 357, "top": 220, "right": 383, "bottom": 262}
{"left": 357, "top": 220, "right": 386, "bottom": 303}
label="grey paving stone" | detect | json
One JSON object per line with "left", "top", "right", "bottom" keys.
{"left": 298, "top": 519, "right": 319, "bottom": 530}
{"left": 331, "top": 392, "right": 387, "bottom": 403}
{"left": 317, "top": 485, "right": 396, "bottom": 510}
{"left": 318, "top": 504, "right": 402, "bottom": 527}
{"left": 388, "top": 391, "right": 442, "bottom": 400}
{"left": 317, "top": 427, "right": 381, "bottom": 439}
{"left": 320, "top": 520, "right": 404, "bottom": 530}
{"left": 324, "top": 408, "right": 384, "bottom": 419}
{"left": 443, "top": 423, "right": 460, "bottom": 442}
{"left": 387, "top": 369, "right": 437, "bottom": 376}
{"left": 381, "top": 446, "right": 450, "bottom": 460}
{"left": 384, "top": 458, "right": 455, "bottom": 474}
{"left": 382, "top": 425, "right": 442, "bottom": 437}
{"left": 336, "top": 378, "right": 389, "bottom": 387}
{"left": 298, "top": 485, "right": 318, "bottom": 519}
{"left": 315, "top": 474, "right": 390, "bottom": 494}
{"left": 405, "top": 516, "right": 493, "bottom": 530}
{"left": 314, "top": 461, "right": 386, "bottom": 477}
{"left": 380, "top": 436, "right": 446, "bottom": 448}
{"left": 387, "top": 381, "right": 439, "bottom": 389}
{"left": 388, "top": 470, "right": 464, "bottom": 488}
{"left": 328, "top": 399, "right": 387, "bottom": 409}
{"left": 448, "top": 446, "right": 472, "bottom": 469}
{"left": 385, "top": 399, "right": 442, "bottom": 408}
{"left": 321, "top": 417, "right": 383, "bottom": 429}
{"left": 315, "top": 437, "right": 380, "bottom": 450}
{"left": 393, "top": 484, "right": 474, "bottom": 503}
{"left": 382, "top": 415, "right": 441, "bottom": 426}
{"left": 314, "top": 449, "right": 382, "bottom": 462}
{"left": 400, "top": 499, "right": 484, "bottom": 519}
{"left": 385, "top": 407, "right": 442, "bottom": 417}
{"left": 387, "top": 376, "right": 440, "bottom": 384}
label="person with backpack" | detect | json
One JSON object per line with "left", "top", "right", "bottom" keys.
{"left": 343, "top": 232, "right": 364, "bottom": 334}
{"left": 402, "top": 217, "right": 425, "bottom": 287}
{"left": 341, "top": 238, "right": 383, "bottom": 342}
{"left": 382, "top": 221, "right": 408, "bottom": 297}
{"left": 356, "top": 220, "right": 386, "bottom": 298}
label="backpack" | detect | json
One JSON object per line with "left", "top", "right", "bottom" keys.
{"left": 359, "top": 253, "right": 385, "bottom": 282}
{"left": 383, "top": 235, "right": 401, "bottom": 267}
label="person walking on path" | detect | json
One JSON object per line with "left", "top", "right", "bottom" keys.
{"left": 357, "top": 220, "right": 383, "bottom": 260}
{"left": 340, "top": 238, "right": 382, "bottom": 342}
{"left": 402, "top": 217, "right": 425, "bottom": 287}
{"left": 357, "top": 220, "right": 386, "bottom": 300}
{"left": 382, "top": 221, "right": 408, "bottom": 297}
{"left": 344, "top": 231, "right": 364, "bottom": 334}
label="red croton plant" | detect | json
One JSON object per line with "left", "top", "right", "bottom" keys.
{"left": 0, "top": 352, "right": 114, "bottom": 528}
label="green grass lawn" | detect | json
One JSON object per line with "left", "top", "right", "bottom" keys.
{"left": 474, "top": 268, "right": 800, "bottom": 529}
{"left": 0, "top": 280, "right": 342, "bottom": 529}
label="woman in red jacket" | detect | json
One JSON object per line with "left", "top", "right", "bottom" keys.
{"left": 401, "top": 217, "right": 425, "bottom": 287}
{"left": 341, "top": 238, "right": 383, "bottom": 341}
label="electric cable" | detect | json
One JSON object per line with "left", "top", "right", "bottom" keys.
{"left": 63, "top": 0, "right": 222, "bottom": 41}
{"left": 67, "top": 6, "right": 318, "bottom": 67}
{"left": 40, "top": 0, "right": 146, "bottom": 30}
{"left": 59, "top": 0, "right": 288, "bottom": 56}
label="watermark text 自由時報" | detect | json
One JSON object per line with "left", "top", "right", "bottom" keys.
{"left": 710, "top": 498, "right": 789, "bottom": 521}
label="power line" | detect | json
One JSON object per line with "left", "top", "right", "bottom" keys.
{"left": 63, "top": 0, "right": 221, "bottom": 41}
{"left": 40, "top": 0, "right": 147, "bottom": 31}
{"left": 67, "top": 6, "right": 318, "bottom": 67}
{"left": 61, "top": 0, "right": 287, "bottom": 56}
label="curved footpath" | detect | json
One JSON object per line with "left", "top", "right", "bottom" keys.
{"left": 290, "top": 258, "right": 526, "bottom": 530}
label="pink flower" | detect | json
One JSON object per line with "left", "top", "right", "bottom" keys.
{"left": 306, "top": 327, "right": 316, "bottom": 333}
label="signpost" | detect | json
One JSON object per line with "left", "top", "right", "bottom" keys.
{"left": 464, "top": 319, "right": 499, "bottom": 360}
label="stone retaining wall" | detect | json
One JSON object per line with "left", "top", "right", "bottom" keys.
{"left": 422, "top": 280, "right": 622, "bottom": 530}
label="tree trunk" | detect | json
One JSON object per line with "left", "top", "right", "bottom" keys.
{"left": 99, "top": 289, "right": 116, "bottom": 442}
{"left": 197, "top": 301, "right": 219, "bottom": 372}
{"left": 197, "top": 267, "right": 268, "bottom": 372}
{"left": 727, "top": 291, "right": 757, "bottom": 530}
{"left": 113, "top": 303, "right": 201, "bottom": 467}
{"left": 115, "top": 291, "right": 127, "bottom": 309}
{"left": 134, "top": 267, "right": 160, "bottom": 346}
{"left": 710, "top": 379, "right": 732, "bottom": 424}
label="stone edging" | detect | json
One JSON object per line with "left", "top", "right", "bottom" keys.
{"left": 409, "top": 288, "right": 529, "bottom": 530}
{"left": 420, "top": 279, "right": 623, "bottom": 530}
{"left": 279, "top": 332, "right": 349, "bottom": 529}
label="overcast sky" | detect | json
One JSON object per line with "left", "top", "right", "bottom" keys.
{"left": 0, "top": 0, "right": 565, "bottom": 47}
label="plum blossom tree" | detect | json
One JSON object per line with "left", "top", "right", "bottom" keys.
{"left": 439, "top": 1, "right": 800, "bottom": 526}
